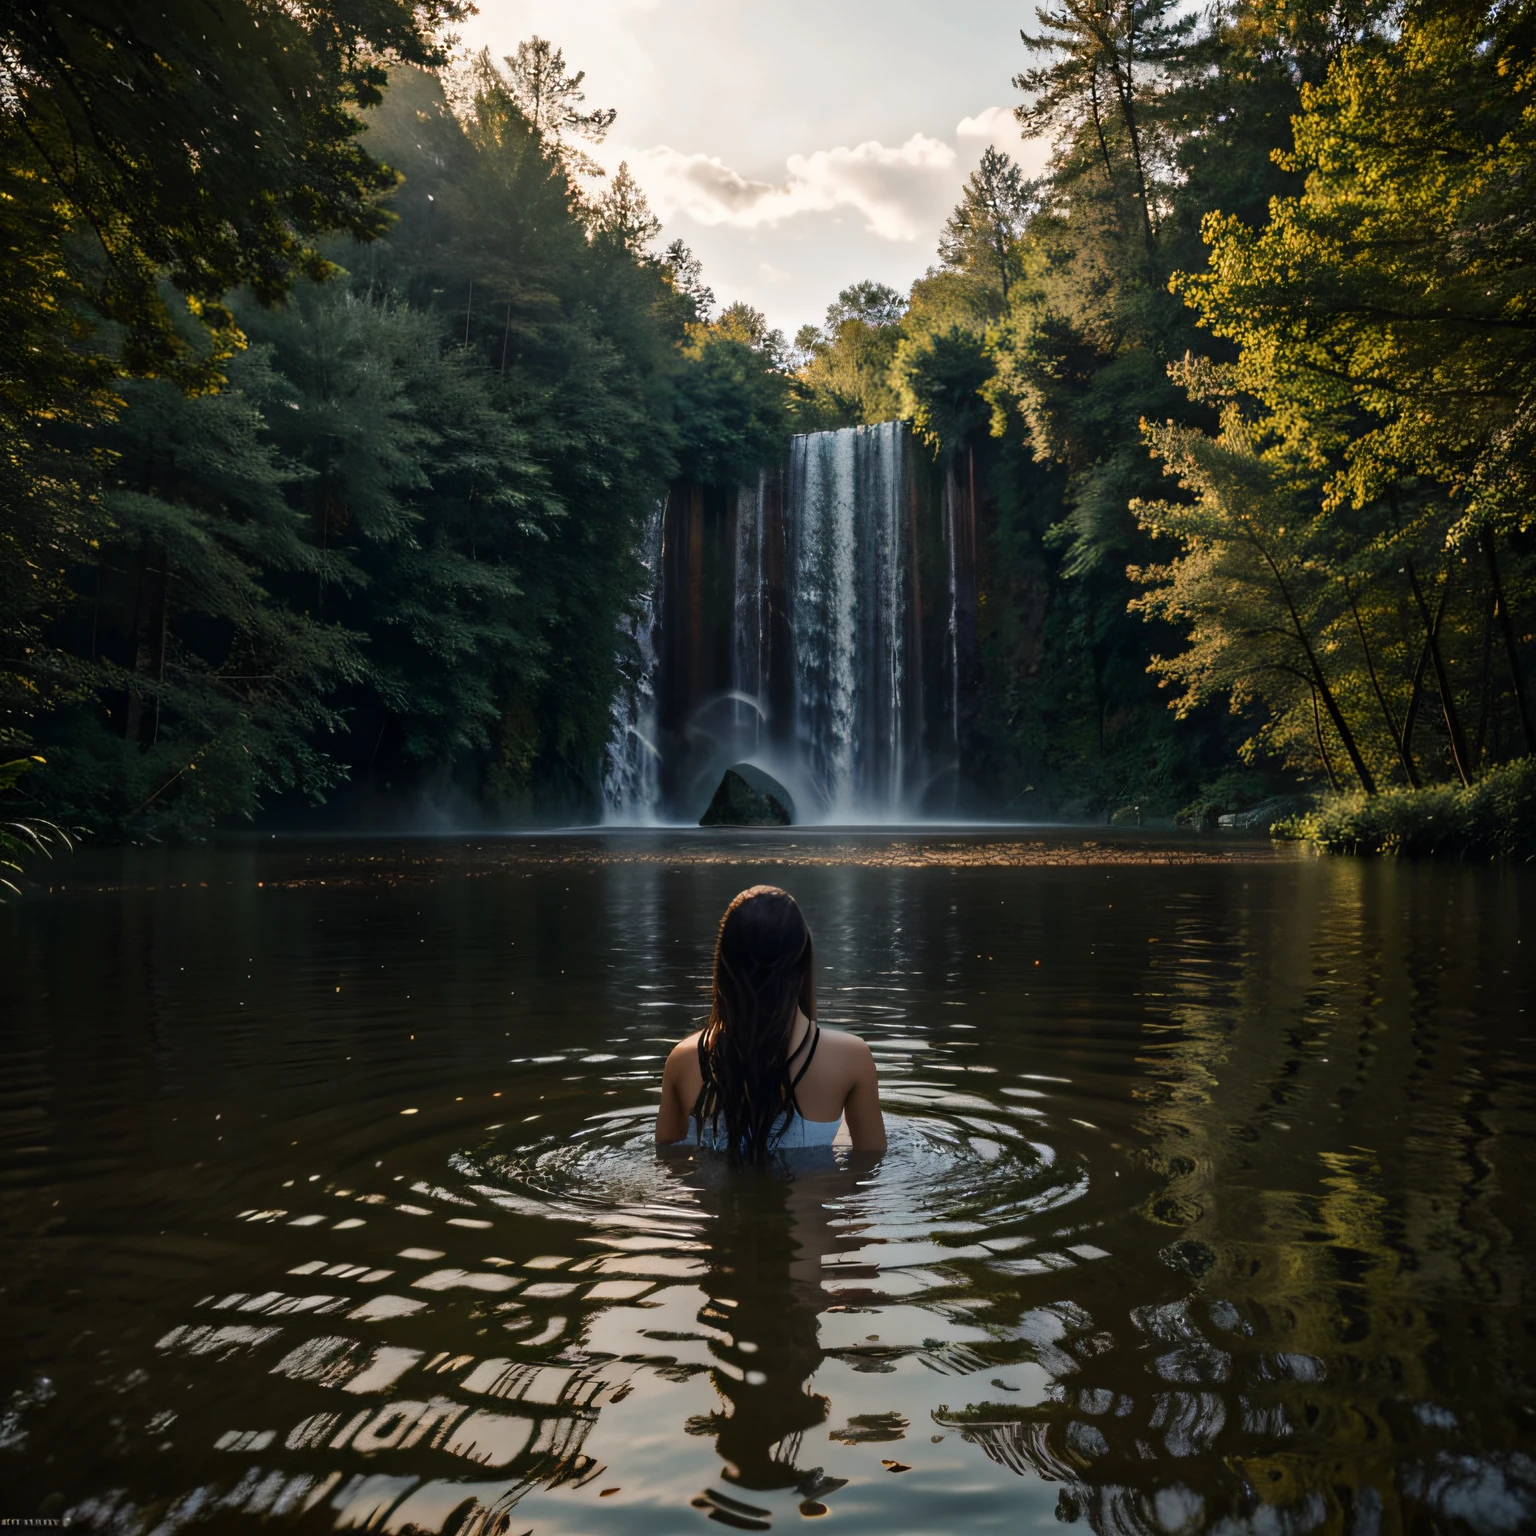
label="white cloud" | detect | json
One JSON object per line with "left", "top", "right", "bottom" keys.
{"left": 622, "top": 132, "right": 957, "bottom": 242}
{"left": 956, "top": 105, "right": 1018, "bottom": 142}
{"left": 954, "top": 106, "right": 1055, "bottom": 180}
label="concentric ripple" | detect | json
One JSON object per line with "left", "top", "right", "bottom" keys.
{"left": 452, "top": 1094, "right": 1092, "bottom": 1294}
{"left": 8, "top": 836, "right": 1534, "bottom": 1536}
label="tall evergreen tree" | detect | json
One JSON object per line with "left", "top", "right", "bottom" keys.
{"left": 483, "top": 36, "right": 617, "bottom": 177}
{"left": 939, "top": 147, "right": 1040, "bottom": 299}
{"left": 41, "top": 347, "right": 364, "bottom": 838}
{"left": 1015, "top": 0, "right": 1196, "bottom": 249}
{"left": 594, "top": 163, "right": 664, "bottom": 255}
{"left": 662, "top": 240, "right": 716, "bottom": 323}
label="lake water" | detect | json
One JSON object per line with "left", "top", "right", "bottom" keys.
{"left": 2, "top": 831, "right": 1534, "bottom": 1535}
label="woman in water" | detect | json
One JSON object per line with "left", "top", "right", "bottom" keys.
{"left": 655, "top": 885, "right": 886, "bottom": 1159}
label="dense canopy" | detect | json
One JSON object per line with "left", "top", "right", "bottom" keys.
{"left": 0, "top": 0, "right": 1530, "bottom": 845}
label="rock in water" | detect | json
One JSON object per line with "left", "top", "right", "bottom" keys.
{"left": 1217, "top": 794, "right": 1312, "bottom": 831}
{"left": 699, "top": 765, "right": 794, "bottom": 827}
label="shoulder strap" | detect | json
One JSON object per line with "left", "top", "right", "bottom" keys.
{"left": 789, "top": 1024, "right": 820, "bottom": 1090}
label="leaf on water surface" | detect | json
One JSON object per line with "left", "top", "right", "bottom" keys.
{"left": 827, "top": 1410, "right": 909, "bottom": 1444}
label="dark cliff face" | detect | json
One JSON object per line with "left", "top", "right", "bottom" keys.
{"left": 646, "top": 424, "right": 982, "bottom": 824}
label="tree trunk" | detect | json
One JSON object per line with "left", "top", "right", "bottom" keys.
{"left": 1407, "top": 560, "right": 1472, "bottom": 786}
{"left": 1311, "top": 685, "right": 1341, "bottom": 792}
{"left": 1110, "top": 42, "right": 1156, "bottom": 252}
{"left": 1346, "top": 581, "right": 1414, "bottom": 785}
{"left": 1482, "top": 528, "right": 1536, "bottom": 754}
{"left": 1474, "top": 589, "right": 1495, "bottom": 765}
{"left": 1399, "top": 591, "right": 1443, "bottom": 787}
{"left": 1253, "top": 535, "right": 1376, "bottom": 793}
{"left": 1087, "top": 68, "right": 1117, "bottom": 191}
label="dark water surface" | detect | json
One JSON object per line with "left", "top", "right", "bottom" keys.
{"left": 3, "top": 831, "right": 1534, "bottom": 1535}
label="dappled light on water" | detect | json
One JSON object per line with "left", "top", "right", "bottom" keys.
{"left": 2, "top": 834, "right": 1534, "bottom": 1533}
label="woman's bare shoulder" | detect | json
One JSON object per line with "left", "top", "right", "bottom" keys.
{"left": 667, "top": 1031, "right": 703, "bottom": 1063}
{"left": 816, "top": 1026, "right": 875, "bottom": 1060}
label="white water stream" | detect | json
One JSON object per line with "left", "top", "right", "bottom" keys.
{"left": 605, "top": 423, "right": 972, "bottom": 823}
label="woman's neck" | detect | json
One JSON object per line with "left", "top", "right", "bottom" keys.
{"left": 786, "top": 1007, "right": 813, "bottom": 1059}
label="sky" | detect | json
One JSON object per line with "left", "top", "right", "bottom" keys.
{"left": 458, "top": 0, "right": 1053, "bottom": 337}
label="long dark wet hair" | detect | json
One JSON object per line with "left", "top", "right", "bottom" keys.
{"left": 693, "top": 886, "right": 817, "bottom": 1166}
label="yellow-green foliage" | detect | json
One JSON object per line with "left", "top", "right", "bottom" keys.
{"left": 1278, "top": 758, "right": 1536, "bottom": 858}
{"left": 1139, "top": 1, "right": 1536, "bottom": 804}
{"left": 1176, "top": 2, "right": 1536, "bottom": 541}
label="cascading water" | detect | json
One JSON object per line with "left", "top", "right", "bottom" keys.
{"left": 731, "top": 472, "right": 768, "bottom": 761}
{"left": 600, "top": 496, "right": 665, "bottom": 824}
{"left": 782, "top": 422, "right": 912, "bottom": 817}
{"left": 603, "top": 424, "right": 976, "bottom": 824}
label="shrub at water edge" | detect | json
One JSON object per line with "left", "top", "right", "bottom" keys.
{"left": 1275, "top": 760, "right": 1536, "bottom": 859}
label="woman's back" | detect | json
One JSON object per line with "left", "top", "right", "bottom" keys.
{"left": 656, "top": 1015, "right": 885, "bottom": 1152}
{"left": 654, "top": 885, "right": 886, "bottom": 1159}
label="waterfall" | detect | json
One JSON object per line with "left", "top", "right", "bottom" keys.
{"left": 732, "top": 472, "right": 767, "bottom": 759}
{"left": 601, "top": 496, "right": 665, "bottom": 823}
{"left": 787, "top": 422, "right": 914, "bottom": 817}
{"left": 602, "top": 423, "right": 975, "bottom": 824}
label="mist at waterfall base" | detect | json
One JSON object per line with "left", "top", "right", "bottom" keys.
{"left": 603, "top": 422, "right": 982, "bottom": 826}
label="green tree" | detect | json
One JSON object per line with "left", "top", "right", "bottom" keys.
{"left": 0, "top": 0, "right": 468, "bottom": 772}
{"left": 250, "top": 288, "right": 545, "bottom": 780}
{"left": 14, "top": 35, "right": 710, "bottom": 834}
{"left": 594, "top": 163, "right": 663, "bottom": 255}
{"left": 487, "top": 35, "right": 616, "bottom": 176}
{"left": 662, "top": 240, "right": 716, "bottom": 323}
{"left": 939, "top": 147, "right": 1039, "bottom": 299}
{"left": 1131, "top": 395, "right": 1379, "bottom": 792}
{"left": 39, "top": 345, "right": 365, "bottom": 838}
{"left": 1177, "top": 0, "right": 1536, "bottom": 546}
{"left": 1132, "top": 367, "right": 1527, "bottom": 791}
{"left": 341, "top": 57, "right": 679, "bottom": 812}
{"left": 795, "top": 283, "right": 906, "bottom": 428}
{"left": 892, "top": 269, "right": 1004, "bottom": 449}
{"left": 1015, "top": 0, "right": 1196, "bottom": 250}
{"left": 1, "top": 0, "right": 468, "bottom": 384}
{"left": 1163, "top": 0, "right": 1536, "bottom": 774}
{"left": 675, "top": 309, "right": 793, "bottom": 485}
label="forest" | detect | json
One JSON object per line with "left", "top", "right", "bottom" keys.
{"left": 1, "top": 0, "right": 1532, "bottom": 851}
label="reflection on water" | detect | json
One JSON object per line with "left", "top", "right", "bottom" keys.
{"left": 1, "top": 833, "right": 1534, "bottom": 1534}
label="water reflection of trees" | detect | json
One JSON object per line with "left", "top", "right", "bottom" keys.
{"left": 936, "top": 863, "right": 1536, "bottom": 1535}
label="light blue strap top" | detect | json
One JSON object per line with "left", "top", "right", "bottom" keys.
{"left": 683, "top": 1109, "right": 842, "bottom": 1152}
{"left": 767, "top": 1110, "right": 843, "bottom": 1148}
{"left": 682, "top": 1023, "right": 840, "bottom": 1153}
